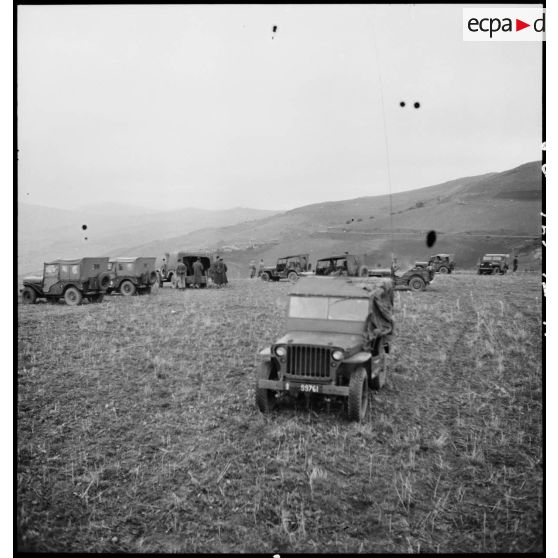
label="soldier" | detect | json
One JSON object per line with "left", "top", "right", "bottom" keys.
{"left": 258, "top": 258, "right": 265, "bottom": 277}
{"left": 513, "top": 256, "right": 518, "bottom": 272}
{"left": 192, "top": 258, "right": 204, "bottom": 288}
{"left": 249, "top": 259, "right": 257, "bottom": 278}
{"left": 176, "top": 261, "right": 187, "bottom": 289}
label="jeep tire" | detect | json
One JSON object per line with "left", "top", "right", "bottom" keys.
{"left": 287, "top": 271, "right": 298, "bottom": 283}
{"left": 98, "top": 272, "right": 112, "bottom": 291}
{"left": 261, "top": 272, "right": 270, "bottom": 282}
{"left": 409, "top": 276, "right": 426, "bottom": 291}
{"left": 22, "top": 287, "right": 37, "bottom": 304}
{"left": 438, "top": 266, "right": 449, "bottom": 274}
{"left": 348, "top": 367, "right": 368, "bottom": 421}
{"left": 64, "top": 286, "right": 83, "bottom": 306}
{"left": 358, "top": 265, "right": 369, "bottom": 277}
{"left": 255, "top": 361, "right": 276, "bottom": 413}
{"left": 120, "top": 280, "right": 136, "bottom": 296}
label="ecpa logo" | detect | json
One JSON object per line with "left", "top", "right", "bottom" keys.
{"left": 463, "top": 8, "right": 545, "bottom": 41}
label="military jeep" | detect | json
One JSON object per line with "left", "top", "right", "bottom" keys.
{"left": 314, "top": 254, "right": 369, "bottom": 277}
{"left": 260, "top": 254, "right": 311, "bottom": 283}
{"left": 256, "top": 276, "right": 394, "bottom": 421}
{"left": 368, "top": 264, "right": 434, "bottom": 291}
{"left": 107, "top": 257, "right": 158, "bottom": 296}
{"left": 21, "top": 257, "right": 111, "bottom": 305}
{"left": 478, "top": 254, "right": 510, "bottom": 275}
{"left": 415, "top": 254, "right": 455, "bottom": 274}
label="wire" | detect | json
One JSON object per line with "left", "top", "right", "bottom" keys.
{"left": 371, "top": 12, "right": 395, "bottom": 266}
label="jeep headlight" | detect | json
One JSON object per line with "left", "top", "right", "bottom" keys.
{"left": 274, "top": 346, "right": 287, "bottom": 357}
{"left": 332, "top": 350, "right": 345, "bottom": 361}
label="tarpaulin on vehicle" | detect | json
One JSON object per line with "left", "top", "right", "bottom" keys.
{"left": 362, "top": 279, "right": 394, "bottom": 351}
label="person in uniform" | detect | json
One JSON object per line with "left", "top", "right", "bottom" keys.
{"left": 249, "top": 260, "right": 257, "bottom": 278}
{"left": 176, "top": 261, "right": 187, "bottom": 289}
{"left": 513, "top": 256, "right": 518, "bottom": 272}
{"left": 258, "top": 258, "right": 265, "bottom": 277}
{"left": 193, "top": 258, "right": 204, "bottom": 288}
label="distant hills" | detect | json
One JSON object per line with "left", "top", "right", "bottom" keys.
{"left": 18, "top": 161, "right": 542, "bottom": 278}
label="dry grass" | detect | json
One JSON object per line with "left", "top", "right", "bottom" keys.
{"left": 17, "top": 274, "right": 542, "bottom": 552}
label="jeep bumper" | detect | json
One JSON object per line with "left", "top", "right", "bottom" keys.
{"left": 258, "top": 378, "right": 349, "bottom": 397}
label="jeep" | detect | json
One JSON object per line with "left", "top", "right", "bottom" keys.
{"left": 21, "top": 257, "right": 111, "bottom": 305}
{"left": 478, "top": 254, "right": 510, "bottom": 275}
{"left": 157, "top": 251, "right": 212, "bottom": 288}
{"left": 256, "top": 276, "right": 394, "bottom": 421}
{"left": 107, "top": 257, "right": 158, "bottom": 296}
{"left": 260, "top": 254, "right": 311, "bottom": 283}
{"left": 368, "top": 264, "right": 434, "bottom": 291}
{"left": 416, "top": 254, "right": 455, "bottom": 274}
{"left": 314, "top": 254, "right": 369, "bottom": 277}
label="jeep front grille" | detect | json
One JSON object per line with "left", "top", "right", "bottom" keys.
{"left": 286, "top": 345, "right": 332, "bottom": 379}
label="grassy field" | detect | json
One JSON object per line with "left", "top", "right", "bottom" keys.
{"left": 17, "top": 273, "right": 543, "bottom": 553}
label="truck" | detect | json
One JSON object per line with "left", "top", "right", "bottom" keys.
{"left": 157, "top": 251, "right": 212, "bottom": 288}
{"left": 477, "top": 254, "right": 510, "bottom": 275}
{"left": 314, "top": 254, "right": 369, "bottom": 277}
{"left": 107, "top": 257, "right": 158, "bottom": 295}
{"left": 21, "top": 257, "right": 111, "bottom": 305}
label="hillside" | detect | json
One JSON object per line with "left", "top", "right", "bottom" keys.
{"left": 17, "top": 204, "right": 278, "bottom": 274}
{"left": 18, "top": 161, "right": 542, "bottom": 278}
{"left": 119, "top": 161, "right": 542, "bottom": 275}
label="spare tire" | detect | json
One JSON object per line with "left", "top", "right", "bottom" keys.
{"left": 358, "top": 265, "right": 369, "bottom": 277}
{"left": 149, "top": 271, "right": 158, "bottom": 285}
{"left": 98, "top": 272, "right": 112, "bottom": 290}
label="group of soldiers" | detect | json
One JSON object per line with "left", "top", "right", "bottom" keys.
{"left": 173, "top": 257, "right": 229, "bottom": 289}
{"left": 248, "top": 259, "right": 265, "bottom": 278}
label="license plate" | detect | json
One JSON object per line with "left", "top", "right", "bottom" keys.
{"left": 285, "top": 382, "right": 321, "bottom": 393}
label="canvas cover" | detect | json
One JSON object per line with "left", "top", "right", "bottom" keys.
{"left": 288, "top": 276, "right": 394, "bottom": 348}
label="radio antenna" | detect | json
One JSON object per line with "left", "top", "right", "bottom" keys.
{"left": 371, "top": 15, "right": 395, "bottom": 268}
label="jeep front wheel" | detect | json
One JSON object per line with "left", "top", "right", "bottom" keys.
{"left": 255, "top": 361, "right": 277, "bottom": 413}
{"left": 409, "top": 276, "right": 426, "bottom": 291}
{"left": 438, "top": 266, "right": 449, "bottom": 274}
{"left": 261, "top": 272, "right": 270, "bottom": 282}
{"left": 120, "top": 280, "right": 136, "bottom": 296}
{"left": 64, "top": 287, "right": 83, "bottom": 306}
{"left": 287, "top": 271, "right": 298, "bottom": 283}
{"left": 22, "top": 287, "right": 37, "bottom": 304}
{"left": 348, "top": 367, "right": 368, "bottom": 421}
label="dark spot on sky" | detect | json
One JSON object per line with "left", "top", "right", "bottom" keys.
{"left": 414, "top": 102, "right": 420, "bottom": 109}
{"left": 272, "top": 25, "right": 277, "bottom": 33}
{"left": 399, "top": 101, "right": 405, "bottom": 107}
{"left": 82, "top": 224, "right": 87, "bottom": 230}
{"left": 426, "top": 230, "right": 436, "bottom": 248}
{"left": 84, "top": 237, "right": 88, "bottom": 241}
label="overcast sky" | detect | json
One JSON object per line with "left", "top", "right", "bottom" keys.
{"left": 17, "top": 4, "right": 542, "bottom": 212}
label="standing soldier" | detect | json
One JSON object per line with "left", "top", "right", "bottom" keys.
{"left": 176, "top": 260, "right": 187, "bottom": 289}
{"left": 221, "top": 257, "right": 229, "bottom": 286}
{"left": 258, "top": 258, "right": 265, "bottom": 278}
{"left": 513, "top": 255, "right": 518, "bottom": 272}
{"left": 192, "top": 258, "right": 204, "bottom": 288}
{"left": 249, "top": 259, "right": 257, "bottom": 278}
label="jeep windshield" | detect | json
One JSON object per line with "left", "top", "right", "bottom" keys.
{"left": 483, "top": 256, "right": 504, "bottom": 262}
{"left": 289, "top": 296, "right": 369, "bottom": 321}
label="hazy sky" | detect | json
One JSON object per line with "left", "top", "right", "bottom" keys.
{"left": 17, "top": 4, "right": 542, "bottom": 211}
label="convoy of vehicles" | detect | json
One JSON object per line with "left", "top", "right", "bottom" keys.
{"left": 260, "top": 254, "right": 311, "bottom": 283}
{"left": 107, "top": 257, "right": 158, "bottom": 295}
{"left": 21, "top": 257, "right": 111, "bottom": 305}
{"left": 255, "top": 275, "right": 394, "bottom": 421}
{"left": 477, "top": 254, "right": 510, "bottom": 275}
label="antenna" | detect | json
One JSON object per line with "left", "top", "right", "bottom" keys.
{"left": 371, "top": 14, "right": 395, "bottom": 268}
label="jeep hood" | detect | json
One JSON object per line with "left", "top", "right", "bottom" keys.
{"left": 23, "top": 276, "right": 42, "bottom": 285}
{"left": 275, "top": 331, "right": 364, "bottom": 351}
